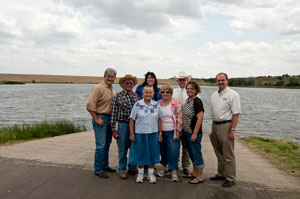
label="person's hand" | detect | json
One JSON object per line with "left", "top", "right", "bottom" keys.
{"left": 130, "top": 134, "right": 136, "bottom": 142}
{"left": 112, "top": 131, "right": 119, "bottom": 139}
{"left": 174, "top": 132, "right": 179, "bottom": 141}
{"left": 159, "top": 133, "right": 162, "bottom": 142}
{"left": 96, "top": 117, "right": 104, "bottom": 126}
{"left": 228, "top": 130, "right": 235, "bottom": 141}
{"left": 191, "top": 133, "right": 197, "bottom": 142}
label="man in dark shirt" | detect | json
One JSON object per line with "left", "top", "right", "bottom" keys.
{"left": 110, "top": 74, "right": 139, "bottom": 179}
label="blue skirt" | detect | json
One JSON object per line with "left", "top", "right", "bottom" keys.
{"left": 129, "top": 132, "right": 160, "bottom": 166}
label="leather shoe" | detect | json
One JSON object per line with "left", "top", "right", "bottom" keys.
{"left": 210, "top": 175, "right": 226, "bottom": 181}
{"left": 222, "top": 180, "right": 235, "bottom": 187}
{"left": 95, "top": 172, "right": 109, "bottom": 178}
{"left": 128, "top": 170, "right": 138, "bottom": 175}
{"left": 119, "top": 172, "right": 128, "bottom": 179}
{"left": 103, "top": 167, "right": 116, "bottom": 173}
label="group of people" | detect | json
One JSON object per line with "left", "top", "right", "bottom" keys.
{"left": 86, "top": 68, "right": 241, "bottom": 187}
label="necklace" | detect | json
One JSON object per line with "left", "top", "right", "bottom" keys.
{"left": 188, "top": 96, "right": 196, "bottom": 103}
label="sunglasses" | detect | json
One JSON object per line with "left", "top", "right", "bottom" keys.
{"left": 161, "top": 91, "right": 171, "bottom": 94}
{"left": 125, "top": 82, "right": 134, "bottom": 85}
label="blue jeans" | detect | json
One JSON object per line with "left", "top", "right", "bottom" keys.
{"left": 184, "top": 132, "right": 205, "bottom": 168}
{"left": 117, "top": 122, "right": 136, "bottom": 172}
{"left": 92, "top": 114, "right": 112, "bottom": 173}
{"left": 160, "top": 130, "right": 180, "bottom": 171}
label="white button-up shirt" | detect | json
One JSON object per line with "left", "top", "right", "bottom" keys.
{"left": 172, "top": 87, "right": 188, "bottom": 105}
{"left": 211, "top": 87, "right": 241, "bottom": 121}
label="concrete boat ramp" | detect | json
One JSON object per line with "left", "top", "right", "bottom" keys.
{"left": 1, "top": 131, "right": 300, "bottom": 199}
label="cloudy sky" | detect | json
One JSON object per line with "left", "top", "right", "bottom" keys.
{"left": 1, "top": 0, "right": 300, "bottom": 78}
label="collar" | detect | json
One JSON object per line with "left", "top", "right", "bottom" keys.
{"left": 218, "top": 86, "right": 229, "bottom": 94}
{"left": 140, "top": 99, "right": 156, "bottom": 106}
{"left": 122, "top": 89, "right": 133, "bottom": 95}
{"left": 100, "top": 81, "right": 113, "bottom": 89}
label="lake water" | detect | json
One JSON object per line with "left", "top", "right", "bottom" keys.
{"left": 0, "top": 84, "right": 299, "bottom": 143}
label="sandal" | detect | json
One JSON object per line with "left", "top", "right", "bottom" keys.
{"left": 183, "top": 173, "right": 196, "bottom": 179}
{"left": 188, "top": 177, "right": 204, "bottom": 184}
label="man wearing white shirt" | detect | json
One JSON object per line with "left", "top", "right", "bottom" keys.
{"left": 172, "top": 71, "right": 191, "bottom": 175}
{"left": 210, "top": 72, "right": 241, "bottom": 187}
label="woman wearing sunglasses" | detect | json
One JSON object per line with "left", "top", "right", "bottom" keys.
{"left": 157, "top": 85, "right": 182, "bottom": 182}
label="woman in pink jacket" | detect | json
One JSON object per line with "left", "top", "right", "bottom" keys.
{"left": 157, "top": 84, "right": 182, "bottom": 182}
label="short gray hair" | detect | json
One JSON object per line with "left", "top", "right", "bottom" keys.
{"left": 104, "top": 68, "right": 117, "bottom": 77}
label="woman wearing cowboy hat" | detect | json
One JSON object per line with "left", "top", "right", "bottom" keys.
{"left": 110, "top": 74, "right": 139, "bottom": 179}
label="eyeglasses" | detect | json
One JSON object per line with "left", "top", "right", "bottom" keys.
{"left": 178, "top": 79, "right": 187, "bottom": 82}
{"left": 161, "top": 91, "right": 171, "bottom": 94}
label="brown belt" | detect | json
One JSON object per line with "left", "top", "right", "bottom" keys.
{"left": 99, "top": 113, "right": 110, "bottom": 116}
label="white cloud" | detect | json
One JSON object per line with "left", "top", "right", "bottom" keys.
{"left": 61, "top": 0, "right": 203, "bottom": 32}
{"left": 0, "top": 0, "right": 300, "bottom": 79}
{"left": 204, "top": 0, "right": 300, "bottom": 35}
{"left": 0, "top": 17, "right": 23, "bottom": 43}
{"left": 196, "top": 40, "right": 300, "bottom": 77}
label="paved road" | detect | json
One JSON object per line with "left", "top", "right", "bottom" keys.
{"left": 1, "top": 131, "right": 300, "bottom": 199}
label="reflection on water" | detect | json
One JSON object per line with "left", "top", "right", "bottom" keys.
{"left": 0, "top": 84, "right": 299, "bottom": 142}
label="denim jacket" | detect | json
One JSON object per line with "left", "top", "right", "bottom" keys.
{"left": 158, "top": 99, "right": 183, "bottom": 138}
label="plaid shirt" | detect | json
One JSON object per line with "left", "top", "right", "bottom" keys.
{"left": 110, "top": 90, "right": 139, "bottom": 131}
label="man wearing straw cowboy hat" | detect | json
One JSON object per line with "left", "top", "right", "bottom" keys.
{"left": 110, "top": 74, "right": 139, "bottom": 179}
{"left": 172, "top": 71, "right": 192, "bottom": 176}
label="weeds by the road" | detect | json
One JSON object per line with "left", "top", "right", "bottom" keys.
{"left": 0, "top": 120, "right": 86, "bottom": 144}
{"left": 242, "top": 137, "right": 300, "bottom": 177}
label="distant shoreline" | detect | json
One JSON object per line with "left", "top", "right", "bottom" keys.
{"left": 1, "top": 73, "right": 300, "bottom": 89}
{"left": 0, "top": 73, "right": 177, "bottom": 85}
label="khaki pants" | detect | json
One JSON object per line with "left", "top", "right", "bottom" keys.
{"left": 210, "top": 122, "right": 236, "bottom": 181}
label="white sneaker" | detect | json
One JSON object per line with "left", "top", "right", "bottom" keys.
{"left": 147, "top": 174, "right": 157, "bottom": 184}
{"left": 136, "top": 173, "right": 144, "bottom": 183}
{"left": 171, "top": 172, "right": 178, "bottom": 182}
{"left": 157, "top": 169, "right": 170, "bottom": 177}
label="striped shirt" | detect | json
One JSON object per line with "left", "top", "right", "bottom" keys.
{"left": 183, "top": 97, "right": 204, "bottom": 134}
{"left": 110, "top": 90, "right": 139, "bottom": 131}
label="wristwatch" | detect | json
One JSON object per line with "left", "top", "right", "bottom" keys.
{"left": 231, "top": 128, "right": 235, "bottom": 131}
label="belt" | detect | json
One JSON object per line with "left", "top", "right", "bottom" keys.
{"left": 118, "top": 120, "right": 129, "bottom": 123}
{"left": 98, "top": 113, "right": 110, "bottom": 116}
{"left": 213, "top": 120, "right": 232, "bottom": 125}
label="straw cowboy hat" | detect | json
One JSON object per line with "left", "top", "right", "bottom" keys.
{"left": 119, "top": 74, "right": 137, "bottom": 87}
{"left": 176, "top": 71, "right": 192, "bottom": 81}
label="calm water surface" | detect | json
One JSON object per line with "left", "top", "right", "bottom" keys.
{"left": 0, "top": 84, "right": 299, "bottom": 142}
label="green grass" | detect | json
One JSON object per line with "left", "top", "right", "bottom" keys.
{"left": 242, "top": 137, "right": 300, "bottom": 177}
{"left": 0, "top": 120, "right": 86, "bottom": 144}
{"left": 0, "top": 80, "right": 25, "bottom": 85}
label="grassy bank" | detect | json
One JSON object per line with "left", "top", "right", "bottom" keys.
{"left": 0, "top": 120, "right": 86, "bottom": 144}
{"left": 241, "top": 137, "right": 300, "bottom": 177}
{"left": 0, "top": 80, "right": 25, "bottom": 85}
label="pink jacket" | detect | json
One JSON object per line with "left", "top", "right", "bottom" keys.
{"left": 158, "top": 99, "right": 183, "bottom": 138}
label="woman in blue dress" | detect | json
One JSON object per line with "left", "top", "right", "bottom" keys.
{"left": 135, "top": 72, "right": 162, "bottom": 101}
{"left": 129, "top": 85, "right": 164, "bottom": 184}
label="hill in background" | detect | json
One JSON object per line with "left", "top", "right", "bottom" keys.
{"left": 190, "top": 74, "right": 300, "bottom": 88}
{"left": 1, "top": 73, "right": 299, "bottom": 88}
